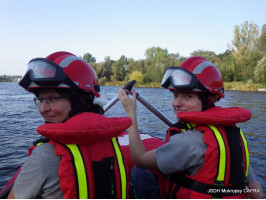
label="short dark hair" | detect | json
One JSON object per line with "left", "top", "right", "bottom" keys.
{"left": 197, "top": 92, "right": 217, "bottom": 111}
{"left": 68, "top": 90, "right": 104, "bottom": 118}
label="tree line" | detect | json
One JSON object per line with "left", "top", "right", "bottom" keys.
{"left": 82, "top": 21, "right": 265, "bottom": 86}
{"left": 0, "top": 75, "right": 12, "bottom": 82}
{"left": 0, "top": 75, "right": 22, "bottom": 82}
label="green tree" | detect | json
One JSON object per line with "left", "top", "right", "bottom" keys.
{"left": 92, "top": 56, "right": 114, "bottom": 81}
{"left": 144, "top": 62, "right": 165, "bottom": 83}
{"left": 245, "top": 48, "right": 264, "bottom": 81}
{"left": 111, "top": 56, "right": 128, "bottom": 81}
{"left": 258, "top": 24, "right": 266, "bottom": 52}
{"left": 91, "top": 62, "right": 102, "bottom": 74}
{"left": 82, "top": 53, "right": 96, "bottom": 64}
{"left": 126, "top": 58, "right": 135, "bottom": 73}
{"left": 164, "top": 53, "right": 180, "bottom": 67}
{"left": 254, "top": 55, "right": 266, "bottom": 84}
{"left": 216, "top": 50, "right": 237, "bottom": 81}
{"left": 102, "top": 56, "right": 114, "bottom": 81}
{"left": 91, "top": 62, "right": 105, "bottom": 84}
{"left": 230, "top": 21, "right": 260, "bottom": 62}
{"left": 191, "top": 50, "right": 217, "bottom": 63}
{"left": 144, "top": 47, "right": 181, "bottom": 83}
{"left": 0, "top": 75, "right": 11, "bottom": 82}
{"left": 127, "top": 58, "right": 146, "bottom": 74}
{"left": 229, "top": 21, "right": 260, "bottom": 81}
{"left": 145, "top": 46, "right": 168, "bottom": 63}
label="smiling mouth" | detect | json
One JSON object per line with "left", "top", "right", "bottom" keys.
{"left": 43, "top": 116, "right": 55, "bottom": 121}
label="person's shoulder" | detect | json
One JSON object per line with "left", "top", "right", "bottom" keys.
{"left": 29, "top": 142, "right": 60, "bottom": 172}
{"left": 169, "top": 130, "right": 206, "bottom": 148}
{"left": 31, "top": 143, "right": 56, "bottom": 159}
{"left": 171, "top": 130, "right": 203, "bottom": 139}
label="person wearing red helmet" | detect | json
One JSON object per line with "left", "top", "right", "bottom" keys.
{"left": 118, "top": 56, "right": 263, "bottom": 199}
{"left": 7, "top": 51, "right": 132, "bottom": 198}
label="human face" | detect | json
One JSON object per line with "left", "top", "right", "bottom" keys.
{"left": 38, "top": 89, "right": 71, "bottom": 123}
{"left": 172, "top": 91, "right": 202, "bottom": 114}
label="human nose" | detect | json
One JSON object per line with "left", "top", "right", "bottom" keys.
{"left": 172, "top": 96, "right": 183, "bottom": 107}
{"left": 39, "top": 100, "right": 51, "bottom": 112}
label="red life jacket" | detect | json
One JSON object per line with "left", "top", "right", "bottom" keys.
{"left": 161, "top": 106, "right": 251, "bottom": 199}
{"left": 37, "top": 112, "right": 132, "bottom": 199}
{"left": 0, "top": 112, "right": 165, "bottom": 199}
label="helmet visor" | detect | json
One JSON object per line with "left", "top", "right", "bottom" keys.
{"left": 161, "top": 66, "right": 209, "bottom": 93}
{"left": 19, "top": 58, "right": 79, "bottom": 90}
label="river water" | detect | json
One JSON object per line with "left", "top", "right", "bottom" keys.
{"left": 0, "top": 82, "right": 265, "bottom": 196}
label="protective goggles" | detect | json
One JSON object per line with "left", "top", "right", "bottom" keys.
{"left": 161, "top": 66, "right": 210, "bottom": 93}
{"left": 19, "top": 58, "right": 80, "bottom": 90}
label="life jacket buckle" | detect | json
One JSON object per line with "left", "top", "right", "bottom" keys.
{"left": 214, "top": 180, "right": 224, "bottom": 186}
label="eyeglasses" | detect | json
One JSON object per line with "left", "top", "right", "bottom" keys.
{"left": 33, "top": 96, "right": 65, "bottom": 107}
{"left": 161, "top": 66, "right": 210, "bottom": 93}
{"left": 19, "top": 58, "right": 80, "bottom": 90}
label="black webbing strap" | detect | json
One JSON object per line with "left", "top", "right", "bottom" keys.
{"left": 32, "top": 137, "right": 49, "bottom": 145}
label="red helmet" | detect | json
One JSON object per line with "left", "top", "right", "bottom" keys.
{"left": 161, "top": 56, "right": 224, "bottom": 98}
{"left": 180, "top": 56, "right": 224, "bottom": 98}
{"left": 19, "top": 51, "right": 100, "bottom": 97}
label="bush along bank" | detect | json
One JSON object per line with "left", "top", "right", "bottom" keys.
{"left": 102, "top": 81, "right": 266, "bottom": 92}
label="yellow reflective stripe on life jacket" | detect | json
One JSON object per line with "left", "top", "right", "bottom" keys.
{"left": 186, "top": 123, "right": 193, "bottom": 130}
{"left": 111, "top": 137, "right": 127, "bottom": 199}
{"left": 239, "top": 128, "right": 250, "bottom": 177}
{"left": 208, "top": 125, "right": 226, "bottom": 182}
{"left": 66, "top": 144, "right": 88, "bottom": 199}
{"left": 186, "top": 123, "right": 197, "bottom": 130}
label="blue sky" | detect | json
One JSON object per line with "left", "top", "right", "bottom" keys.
{"left": 0, "top": 0, "right": 265, "bottom": 75}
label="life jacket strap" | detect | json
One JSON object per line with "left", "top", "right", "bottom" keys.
{"left": 32, "top": 137, "right": 49, "bottom": 146}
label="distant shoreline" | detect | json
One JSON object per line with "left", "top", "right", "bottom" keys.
{"left": 103, "top": 81, "right": 266, "bottom": 92}
{"left": 1, "top": 80, "right": 265, "bottom": 92}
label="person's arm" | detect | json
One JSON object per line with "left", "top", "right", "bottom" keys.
{"left": 248, "top": 181, "right": 263, "bottom": 199}
{"left": 8, "top": 143, "right": 62, "bottom": 199}
{"left": 118, "top": 89, "right": 158, "bottom": 169}
{"left": 9, "top": 151, "right": 44, "bottom": 198}
{"left": 247, "top": 165, "right": 263, "bottom": 198}
{"left": 7, "top": 187, "right": 15, "bottom": 199}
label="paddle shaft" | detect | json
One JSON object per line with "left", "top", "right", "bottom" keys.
{"left": 103, "top": 80, "right": 136, "bottom": 113}
{"left": 103, "top": 80, "right": 173, "bottom": 126}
